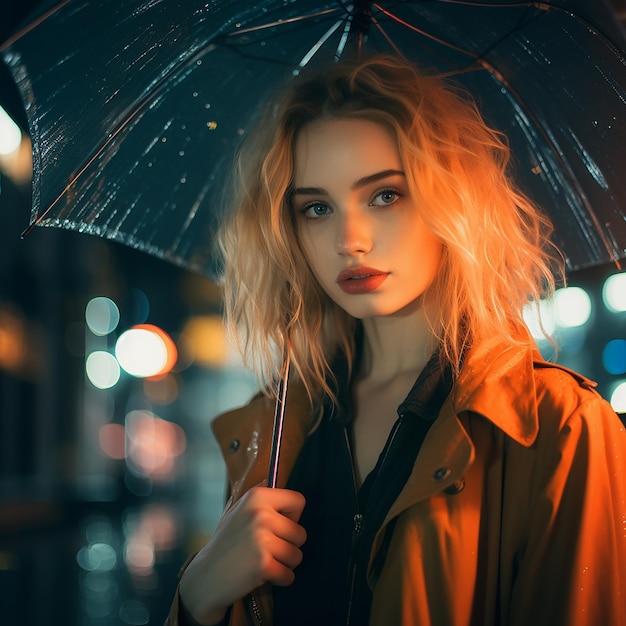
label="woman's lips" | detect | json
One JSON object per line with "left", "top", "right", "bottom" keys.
{"left": 336, "top": 267, "right": 390, "bottom": 294}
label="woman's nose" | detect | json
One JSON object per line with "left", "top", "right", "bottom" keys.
{"left": 335, "top": 209, "right": 372, "bottom": 256}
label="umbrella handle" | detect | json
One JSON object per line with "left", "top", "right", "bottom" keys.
{"left": 267, "top": 352, "right": 291, "bottom": 488}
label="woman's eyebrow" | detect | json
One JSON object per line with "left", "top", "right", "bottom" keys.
{"left": 291, "top": 169, "right": 405, "bottom": 196}
{"left": 291, "top": 185, "right": 327, "bottom": 196}
{"left": 351, "top": 169, "right": 405, "bottom": 190}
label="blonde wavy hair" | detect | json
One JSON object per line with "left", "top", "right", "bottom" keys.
{"left": 218, "top": 54, "right": 563, "bottom": 402}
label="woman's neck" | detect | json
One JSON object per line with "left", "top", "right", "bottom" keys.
{"left": 358, "top": 303, "right": 438, "bottom": 385}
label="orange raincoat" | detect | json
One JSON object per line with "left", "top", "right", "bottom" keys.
{"left": 166, "top": 334, "right": 626, "bottom": 625}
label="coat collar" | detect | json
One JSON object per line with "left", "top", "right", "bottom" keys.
{"left": 452, "top": 333, "right": 541, "bottom": 447}
{"left": 451, "top": 330, "right": 597, "bottom": 447}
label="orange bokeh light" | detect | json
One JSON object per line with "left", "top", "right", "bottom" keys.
{"left": 131, "top": 324, "right": 178, "bottom": 378}
{"left": 125, "top": 411, "right": 186, "bottom": 481}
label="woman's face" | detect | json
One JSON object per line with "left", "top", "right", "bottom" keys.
{"left": 292, "top": 117, "right": 443, "bottom": 320}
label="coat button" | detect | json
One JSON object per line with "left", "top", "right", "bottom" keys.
{"left": 444, "top": 478, "right": 466, "bottom": 495}
{"left": 229, "top": 439, "right": 240, "bottom": 453}
{"left": 432, "top": 467, "right": 451, "bottom": 481}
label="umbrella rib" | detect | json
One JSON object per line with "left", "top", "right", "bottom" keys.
{"left": 222, "top": 8, "right": 343, "bottom": 37}
{"left": 0, "top": 0, "right": 71, "bottom": 50}
{"left": 334, "top": 13, "right": 354, "bottom": 60}
{"left": 296, "top": 16, "right": 348, "bottom": 72}
{"left": 373, "top": 3, "right": 483, "bottom": 62}
{"left": 369, "top": 13, "right": 405, "bottom": 58}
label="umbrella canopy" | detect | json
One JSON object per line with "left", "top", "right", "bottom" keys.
{"left": 2, "top": 0, "right": 626, "bottom": 279}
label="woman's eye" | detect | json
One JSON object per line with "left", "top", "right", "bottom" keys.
{"left": 371, "top": 189, "right": 403, "bottom": 206}
{"left": 301, "top": 203, "right": 331, "bottom": 219}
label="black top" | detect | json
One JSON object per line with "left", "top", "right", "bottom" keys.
{"left": 273, "top": 347, "right": 452, "bottom": 626}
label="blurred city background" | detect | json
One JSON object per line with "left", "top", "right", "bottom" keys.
{"left": 1, "top": 2, "right": 625, "bottom": 626}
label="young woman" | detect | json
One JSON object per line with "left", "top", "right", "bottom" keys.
{"left": 166, "top": 55, "right": 626, "bottom": 626}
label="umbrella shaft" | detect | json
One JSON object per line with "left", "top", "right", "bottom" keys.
{"left": 267, "top": 353, "right": 290, "bottom": 488}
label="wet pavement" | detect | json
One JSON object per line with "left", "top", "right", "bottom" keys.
{"left": 0, "top": 500, "right": 188, "bottom": 626}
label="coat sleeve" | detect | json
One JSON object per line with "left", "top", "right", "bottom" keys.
{"left": 508, "top": 386, "right": 626, "bottom": 626}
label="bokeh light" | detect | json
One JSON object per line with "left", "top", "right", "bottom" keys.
{"left": 0, "top": 306, "right": 26, "bottom": 373}
{"left": 0, "top": 104, "right": 22, "bottom": 155}
{"left": 125, "top": 410, "right": 186, "bottom": 481}
{"left": 602, "top": 340, "right": 626, "bottom": 376}
{"left": 124, "top": 537, "right": 154, "bottom": 573}
{"left": 76, "top": 542, "right": 117, "bottom": 572}
{"left": 122, "top": 505, "right": 179, "bottom": 595}
{"left": 180, "top": 316, "right": 226, "bottom": 367}
{"left": 86, "top": 351, "right": 121, "bottom": 389}
{"left": 602, "top": 273, "right": 626, "bottom": 313}
{"left": 86, "top": 297, "right": 120, "bottom": 336}
{"left": 610, "top": 381, "right": 626, "bottom": 413}
{"left": 115, "top": 325, "right": 177, "bottom": 378}
{"left": 553, "top": 287, "right": 592, "bottom": 328}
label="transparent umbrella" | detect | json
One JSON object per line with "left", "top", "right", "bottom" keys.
{"left": 1, "top": 0, "right": 625, "bottom": 281}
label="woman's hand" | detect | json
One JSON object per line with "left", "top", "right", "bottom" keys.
{"left": 178, "top": 485, "right": 307, "bottom": 625}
